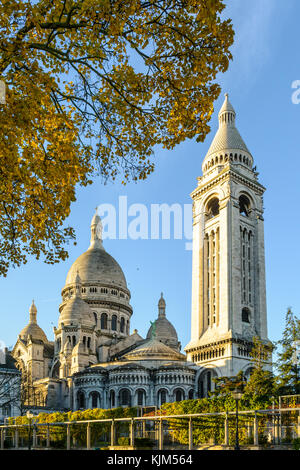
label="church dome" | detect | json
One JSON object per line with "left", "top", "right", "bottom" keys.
{"left": 59, "top": 275, "right": 94, "bottom": 327}
{"left": 19, "top": 301, "right": 48, "bottom": 343}
{"left": 65, "top": 249, "right": 127, "bottom": 288}
{"left": 146, "top": 294, "right": 180, "bottom": 351}
{"left": 124, "top": 337, "right": 185, "bottom": 361}
{"left": 64, "top": 210, "right": 127, "bottom": 289}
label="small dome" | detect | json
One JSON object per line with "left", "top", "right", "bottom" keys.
{"left": 59, "top": 296, "right": 94, "bottom": 327}
{"left": 124, "top": 338, "right": 185, "bottom": 361}
{"left": 19, "top": 323, "right": 48, "bottom": 343}
{"left": 146, "top": 294, "right": 180, "bottom": 350}
{"left": 147, "top": 317, "right": 179, "bottom": 347}
{"left": 19, "top": 301, "right": 48, "bottom": 343}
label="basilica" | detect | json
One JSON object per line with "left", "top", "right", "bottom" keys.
{"left": 7, "top": 94, "right": 271, "bottom": 414}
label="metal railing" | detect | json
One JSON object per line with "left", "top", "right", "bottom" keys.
{"left": 1, "top": 406, "right": 300, "bottom": 450}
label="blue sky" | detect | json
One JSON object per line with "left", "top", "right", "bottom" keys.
{"left": 1, "top": 1, "right": 300, "bottom": 355}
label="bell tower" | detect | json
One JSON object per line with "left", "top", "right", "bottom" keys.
{"left": 185, "top": 94, "right": 269, "bottom": 393}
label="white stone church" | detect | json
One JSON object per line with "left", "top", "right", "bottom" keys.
{"left": 6, "top": 94, "right": 270, "bottom": 413}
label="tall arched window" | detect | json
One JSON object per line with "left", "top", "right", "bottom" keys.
{"left": 204, "top": 229, "right": 219, "bottom": 327}
{"left": 111, "top": 315, "right": 117, "bottom": 331}
{"left": 137, "top": 389, "right": 145, "bottom": 406}
{"left": 110, "top": 390, "right": 115, "bottom": 408}
{"left": 158, "top": 389, "right": 167, "bottom": 406}
{"left": 101, "top": 312, "right": 108, "bottom": 329}
{"left": 77, "top": 391, "right": 85, "bottom": 409}
{"left": 120, "top": 317, "right": 125, "bottom": 333}
{"left": 119, "top": 388, "right": 131, "bottom": 406}
{"left": 90, "top": 391, "right": 100, "bottom": 408}
{"left": 175, "top": 389, "right": 184, "bottom": 402}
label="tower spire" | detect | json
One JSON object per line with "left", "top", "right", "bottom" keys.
{"left": 158, "top": 292, "right": 166, "bottom": 318}
{"left": 29, "top": 300, "right": 37, "bottom": 324}
{"left": 89, "top": 207, "right": 103, "bottom": 249}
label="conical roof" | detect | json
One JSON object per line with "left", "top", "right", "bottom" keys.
{"left": 204, "top": 93, "right": 251, "bottom": 161}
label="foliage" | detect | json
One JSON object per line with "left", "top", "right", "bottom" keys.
{"left": 0, "top": 0, "right": 234, "bottom": 276}
{"left": 275, "top": 308, "right": 300, "bottom": 395}
{"left": 161, "top": 398, "right": 256, "bottom": 446}
{"left": 243, "top": 336, "right": 276, "bottom": 405}
{"left": 10, "top": 406, "right": 138, "bottom": 447}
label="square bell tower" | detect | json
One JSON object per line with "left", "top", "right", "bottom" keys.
{"left": 185, "top": 94, "right": 270, "bottom": 396}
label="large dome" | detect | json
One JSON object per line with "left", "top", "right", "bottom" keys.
{"left": 65, "top": 248, "right": 127, "bottom": 288}
{"left": 64, "top": 212, "right": 127, "bottom": 289}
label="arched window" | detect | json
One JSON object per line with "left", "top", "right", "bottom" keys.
{"left": 119, "top": 388, "right": 131, "bottom": 406}
{"left": 205, "top": 198, "right": 219, "bottom": 221}
{"left": 110, "top": 390, "right": 115, "bottom": 408}
{"left": 239, "top": 195, "right": 251, "bottom": 217}
{"left": 188, "top": 389, "right": 194, "bottom": 400}
{"left": 158, "top": 389, "right": 167, "bottom": 406}
{"left": 111, "top": 315, "right": 117, "bottom": 331}
{"left": 175, "top": 389, "right": 184, "bottom": 402}
{"left": 90, "top": 391, "right": 100, "bottom": 409}
{"left": 242, "top": 307, "right": 251, "bottom": 323}
{"left": 77, "top": 391, "right": 85, "bottom": 409}
{"left": 137, "top": 389, "right": 145, "bottom": 406}
{"left": 120, "top": 317, "right": 125, "bottom": 333}
{"left": 101, "top": 312, "right": 108, "bottom": 329}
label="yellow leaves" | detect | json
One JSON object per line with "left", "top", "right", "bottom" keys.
{"left": 0, "top": 0, "right": 234, "bottom": 275}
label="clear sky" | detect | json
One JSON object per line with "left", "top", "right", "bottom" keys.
{"left": 1, "top": 0, "right": 300, "bottom": 355}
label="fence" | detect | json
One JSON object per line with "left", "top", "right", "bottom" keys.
{"left": 1, "top": 406, "right": 300, "bottom": 450}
